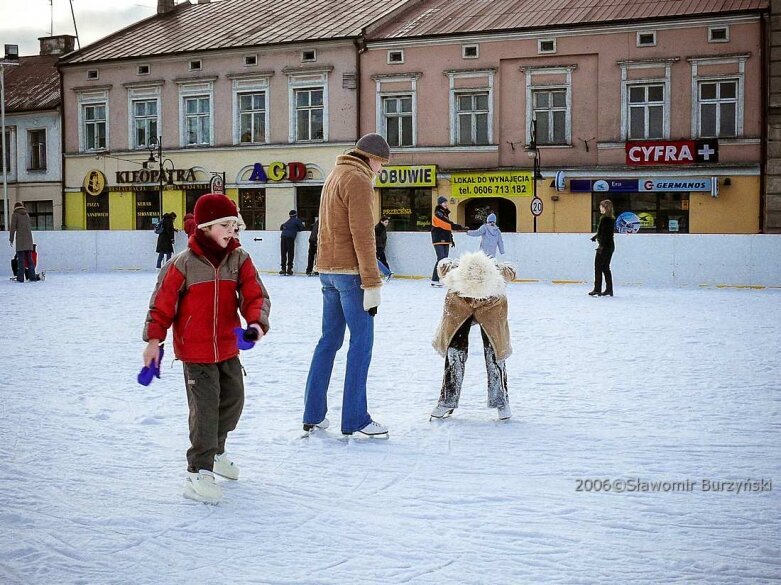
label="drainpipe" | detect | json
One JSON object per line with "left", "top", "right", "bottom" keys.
{"left": 58, "top": 63, "right": 66, "bottom": 229}
{"left": 354, "top": 35, "right": 364, "bottom": 141}
{"left": 760, "top": 10, "right": 769, "bottom": 233}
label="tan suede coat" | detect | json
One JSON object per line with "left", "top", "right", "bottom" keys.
{"left": 316, "top": 154, "right": 382, "bottom": 289}
{"left": 433, "top": 253, "right": 516, "bottom": 361}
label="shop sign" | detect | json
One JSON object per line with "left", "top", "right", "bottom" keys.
{"left": 115, "top": 168, "right": 197, "bottom": 184}
{"left": 625, "top": 139, "right": 719, "bottom": 165}
{"left": 638, "top": 178, "right": 712, "bottom": 192}
{"left": 375, "top": 165, "right": 437, "bottom": 188}
{"left": 570, "top": 179, "right": 639, "bottom": 193}
{"left": 451, "top": 170, "right": 532, "bottom": 198}
{"left": 210, "top": 174, "right": 225, "bottom": 194}
{"left": 83, "top": 169, "right": 107, "bottom": 196}
{"left": 248, "top": 161, "right": 307, "bottom": 183}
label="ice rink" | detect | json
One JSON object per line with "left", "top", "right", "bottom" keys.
{"left": 1, "top": 272, "right": 779, "bottom": 584}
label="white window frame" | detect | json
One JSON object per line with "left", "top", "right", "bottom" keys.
{"left": 286, "top": 71, "right": 329, "bottom": 143}
{"left": 301, "top": 49, "right": 317, "bottom": 63}
{"left": 77, "top": 89, "right": 109, "bottom": 152}
{"left": 690, "top": 55, "right": 747, "bottom": 138}
{"left": 523, "top": 66, "right": 575, "bottom": 146}
{"left": 127, "top": 85, "right": 162, "bottom": 151}
{"left": 178, "top": 81, "right": 214, "bottom": 147}
{"left": 2, "top": 127, "right": 15, "bottom": 176}
{"left": 387, "top": 50, "right": 405, "bottom": 64}
{"left": 708, "top": 26, "right": 730, "bottom": 43}
{"left": 27, "top": 128, "right": 47, "bottom": 171}
{"left": 381, "top": 94, "right": 415, "bottom": 148}
{"left": 538, "top": 39, "right": 556, "bottom": 54}
{"left": 619, "top": 60, "right": 674, "bottom": 141}
{"left": 374, "top": 74, "right": 420, "bottom": 148}
{"left": 232, "top": 75, "right": 271, "bottom": 145}
{"left": 137, "top": 64, "right": 151, "bottom": 76}
{"left": 243, "top": 54, "right": 258, "bottom": 67}
{"left": 636, "top": 31, "right": 657, "bottom": 47}
{"left": 189, "top": 59, "right": 202, "bottom": 71}
{"left": 462, "top": 44, "right": 479, "bottom": 59}
{"left": 446, "top": 69, "right": 495, "bottom": 146}
{"left": 86, "top": 69, "right": 99, "bottom": 80}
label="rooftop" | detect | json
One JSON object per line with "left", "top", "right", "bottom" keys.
{"left": 369, "top": 0, "right": 769, "bottom": 40}
{"left": 2, "top": 55, "right": 61, "bottom": 113}
{"left": 61, "top": 0, "right": 412, "bottom": 65}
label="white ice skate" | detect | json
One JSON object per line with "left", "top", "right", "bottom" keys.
{"left": 430, "top": 405, "right": 454, "bottom": 420}
{"left": 497, "top": 404, "right": 512, "bottom": 421}
{"left": 302, "top": 417, "right": 330, "bottom": 433}
{"left": 346, "top": 420, "right": 389, "bottom": 439}
{"left": 183, "top": 469, "right": 222, "bottom": 505}
{"left": 213, "top": 452, "right": 239, "bottom": 480}
{"left": 430, "top": 281, "right": 444, "bottom": 288}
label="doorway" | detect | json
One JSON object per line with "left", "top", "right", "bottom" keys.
{"left": 463, "top": 198, "right": 517, "bottom": 231}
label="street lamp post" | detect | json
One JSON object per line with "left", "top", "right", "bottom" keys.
{"left": 526, "top": 118, "right": 543, "bottom": 233}
{"left": 147, "top": 136, "right": 174, "bottom": 226}
{"left": 1, "top": 44, "right": 20, "bottom": 231}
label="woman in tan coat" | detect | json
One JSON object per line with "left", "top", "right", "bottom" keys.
{"left": 431, "top": 251, "right": 516, "bottom": 420}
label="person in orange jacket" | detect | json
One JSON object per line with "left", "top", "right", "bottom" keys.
{"left": 430, "top": 196, "right": 463, "bottom": 287}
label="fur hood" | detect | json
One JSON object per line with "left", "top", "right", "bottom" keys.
{"left": 441, "top": 251, "right": 514, "bottom": 299}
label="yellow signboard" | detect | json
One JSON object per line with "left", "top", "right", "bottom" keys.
{"left": 83, "top": 169, "right": 107, "bottom": 196}
{"left": 375, "top": 165, "right": 437, "bottom": 188}
{"left": 451, "top": 170, "right": 533, "bottom": 198}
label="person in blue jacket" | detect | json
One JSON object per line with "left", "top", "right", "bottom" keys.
{"left": 467, "top": 213, "right": 505, "bottom": 258}
{"left": 280, "top": 210, "right": 305, "bottom": 275}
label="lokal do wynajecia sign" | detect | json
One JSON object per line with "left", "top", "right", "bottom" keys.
{"left": 249, "top": 162, "right": 308, "bottom": 182}
{"left": 451, "top": 170, "right": 533, "bottom": 198}
{"left": 374, "top": 165, "right": 437, "bottom": 188}
{"left": 625, "top": 139, "right": 719, "bottom": 165}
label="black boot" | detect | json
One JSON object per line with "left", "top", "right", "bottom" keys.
{"left": 588, "top": 289, "right": 601, "bottom": 296}
{"left": 603, "top": 271, "right": 613, "bottom": 296}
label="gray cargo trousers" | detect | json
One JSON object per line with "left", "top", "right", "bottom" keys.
{"left": 182, "top": 357, "right": 244, "bottom": 473}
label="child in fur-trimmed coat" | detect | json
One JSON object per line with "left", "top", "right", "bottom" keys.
{"left": 430, "top": 251, "right": 516, "bottom": 421}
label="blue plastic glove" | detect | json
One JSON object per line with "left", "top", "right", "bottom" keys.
{"left": 138, "top": 344, "right": 165, "bottom": 386}
{"left": 234, "top": 326, "right": 260, "bottom": 351}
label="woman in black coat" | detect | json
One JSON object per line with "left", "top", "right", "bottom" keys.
{"left": 589, "top": 200, "right": 615, "bottom": 296}
{"left": 156, "top": 212, "right": 177, "bottom": 268}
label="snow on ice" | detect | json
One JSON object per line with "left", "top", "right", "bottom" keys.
{"left": 0, "top": 273, "right": 779, "bottom": 584}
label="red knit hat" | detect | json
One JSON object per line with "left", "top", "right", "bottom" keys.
{"left": 194, "top": 194, "right": 239, "bottom": 229}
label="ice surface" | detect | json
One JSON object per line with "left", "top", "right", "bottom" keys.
{"left": 0, "top": 273, "right": 779, "bottom": 584}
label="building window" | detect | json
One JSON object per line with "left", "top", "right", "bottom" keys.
{"left": 1, "top": 130, "right": 11, "bottom": 173}
{"left": 27, "top": 129, "right": 46, "bottom": 171}
{"left": 387, "top": 50, "right": 404, "bottom": 64}
{"left": 382, "top": 95, "right": 413, "bottom": 147}
{"left": 137, "top": 64, "right": 150, "bottom": 75}
{"left": 295, "top": 88, "right": 324, "bottom": 142}
{"left": 296, "top": 186, "right": 322, "bottom": 229}
{"left": 244, "top": 55, "right": 257, "bottom": 67}
{"left": 380, "top": 188, "right": 431, "bottom": 231}
{"left": 593, "top": 192, "right": 688, "bottom": 234}
{"left": 462, "top": 45, "right": 479, "bottom": 59}
{"left": 532, "top": 89, "right": 567, "bottom": 145}
{"left": 238, "top": 92, "right": 266, "bottom": 144}
{"left": 698, "top": 80, "right": 737, "bottom": 138}
{"left": 456, "top": 92, "right": 489, "bottom": 146}
{"left": 301, "top": 50, "right": 316, "bottom": 63}
{"left": 24, "top": 200, "right": 54, "bottom": 230}
{"left": 637, "top": 32, "right": 656, "bottom": 47}
{"left": 83, "top": 103, "right": 107, "bottom": 150}
{"left": 628, "top": 84, "right": 665, "bottom": 139}
{"left": 239, "top": 189, "right": 266, "bottom": 230}
{"left": 184, "top": 96, "right": 211, "bottom": 146}
{"left": 189, "top": 60, "right": 202, "bottom": 71}
{"left": 132, "top": 100, "right": 158, "bottom": 149}
{"left": 708, "top": 26, "right": 729, "bottom": 43}
{"left": 538, "top": 39, "right": 556, "bottom": 54}
{"left": 87, "top": 69, "right": 99, "bottom": 80}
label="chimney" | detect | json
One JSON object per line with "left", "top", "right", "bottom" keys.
{"left": 158, "top": 0, "right": 176, "bottom": 14}
{"left": 38, "top": 35, "right": 77, "bottom": 56}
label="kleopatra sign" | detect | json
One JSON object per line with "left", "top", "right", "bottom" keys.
{"left": 375, "top": 165, "right": 437, "bottom": 188}
{"left": 451, "top": 170, "right": 532, "bottom": 198}
{"left": 626, "top": 140, "right": 719, "bottom": 165}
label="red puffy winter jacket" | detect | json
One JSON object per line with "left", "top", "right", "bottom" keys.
{"left": 143, "top": 237, "right": 270, "bottom": 363}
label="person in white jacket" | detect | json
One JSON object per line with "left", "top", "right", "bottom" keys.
{"left": 467, "top": 213, "right": 504, "bottom": 258}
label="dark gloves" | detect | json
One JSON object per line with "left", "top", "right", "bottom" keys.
{"left": 368, "top": 307, "right": 378, "bottom": 317}
{"left": 138, "top": 344, "right": 165, "bottom": 386}
{"left": 590, "top": 235, "right": 597, "bottom": 242}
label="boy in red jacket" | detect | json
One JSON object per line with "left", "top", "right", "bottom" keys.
{"left": 142, "top": 194, "right": 270, "bottom": 504}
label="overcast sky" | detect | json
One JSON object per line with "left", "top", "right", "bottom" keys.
{"left": 0, "top": 0, "right": 161, "bottom": 56}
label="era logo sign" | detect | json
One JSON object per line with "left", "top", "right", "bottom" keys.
{"left": 626, "top": 140, "right": 719, "bottom": 165}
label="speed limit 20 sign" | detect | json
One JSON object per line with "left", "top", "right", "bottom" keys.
{"left": 530, "top": 197, "right": 543, "bottom": 217}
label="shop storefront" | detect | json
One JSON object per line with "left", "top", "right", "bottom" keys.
{"left": 449, "top": 170, "right": 531, "bottom": 232}
{"left": 375, "top": 165, "right": 437, "bottom": 231}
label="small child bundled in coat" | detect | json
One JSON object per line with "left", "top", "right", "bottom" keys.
{"left": 467, "top": 213, "right": 504, "bottom": 258}
{"left": 142, "top": 194, "right": 270, "bottom": 505}
{"left": 431, "top": 251, "right": 516, "bottom": 421}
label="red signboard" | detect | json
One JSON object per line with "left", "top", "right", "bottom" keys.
{"left": 625, "top": 139, "right": 718, "bottom": 166}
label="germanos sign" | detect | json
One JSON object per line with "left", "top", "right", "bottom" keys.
{"left": 451, "top": 171, "right": 532, "bottom": 198}
{"left": 626, "top": 140, "right": 718, "bottom": 165}
{"left": 375, "top": 165, "right": 437, "bottom": 188}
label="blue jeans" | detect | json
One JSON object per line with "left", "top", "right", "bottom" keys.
{"left": 156, "top": 252, "right": 171, "bottom": 268}
{"left": 303, "top": 274, "right": 374, "bottom": 434}
{"left": 15, "top": 250, "right": 35, "bottom": 282}
{"left": 431, "top": 244, "right": 450, "bottom": 281}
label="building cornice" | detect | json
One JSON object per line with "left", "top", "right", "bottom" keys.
{"left": 71, "top": 84, "right": 113, "bottom": 92}
{"left": 226, "top": 71, "right": 275, "bottom": 80}
{"left": 121, "top": 79, "right": 166, "bottom": 88}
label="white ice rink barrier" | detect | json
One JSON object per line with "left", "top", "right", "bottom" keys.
{"left": 3, "top": 231, "right": 780, "bottom": 288}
